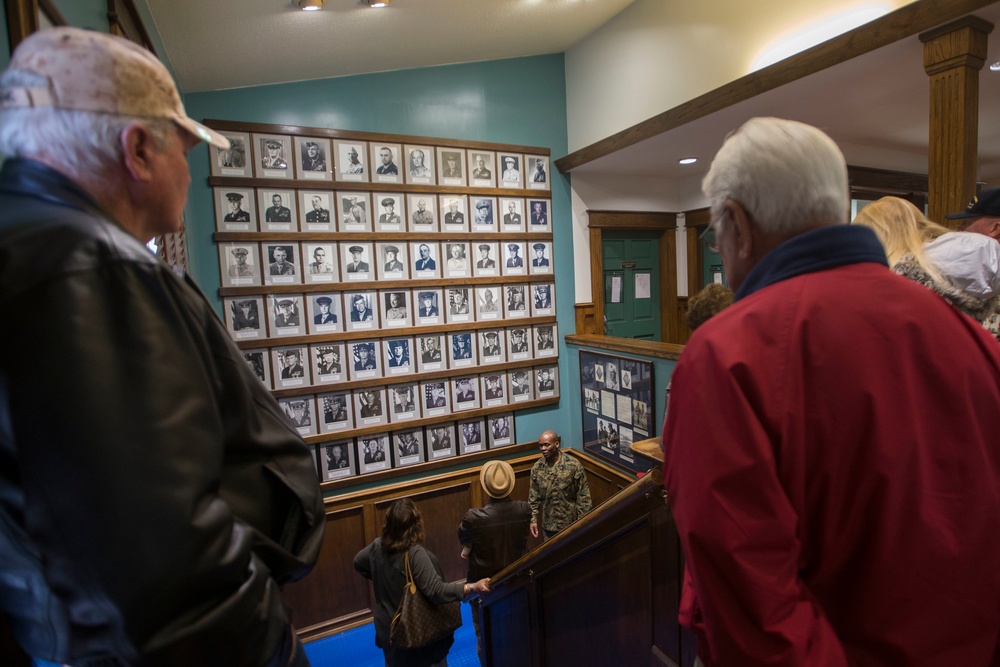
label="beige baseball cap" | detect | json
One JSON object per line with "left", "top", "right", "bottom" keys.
{"left": 0, "top": 27, "right": 229, "bottom": 149}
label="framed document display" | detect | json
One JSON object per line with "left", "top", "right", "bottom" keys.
{"left": 355, "top": 387, "right": 389, "bottom": 428}
{"left": 219, "top": 242, "right": 261, "bottom": 287}
{"left": 358, "top": 433, "right": 390, "bottom": 474}
{"left": 242, "top": 348, "right": 271, "bottom": 389}
{"left": 271, "top": 345, "right": 310, "bottom": 390}
{"left": 319, "top": 391, "right": 354, "bottom": 433}
{"left": 214, "top": 187, "right": 256, "bottom": 232}
{"left": 426, "top": 423, "right": 457, "bottom": 460}
{"left": 294, "top": 137, "right": 333, "bottom": 181}
{"left": 306, "top": 292, "right": 342, "bottom": 334}
{"left": 392, "top": 428, "right": 425, "bottom": 467}
{"left": 581, "top": 351, "right": 653, "bottom": 474}
{"left": 224, "top": 296, "right": 266, "bottom": 341}
{"left": 311, "top": 342, "right": 346, "bottom": 385}
{"left": 299, "top": 191, "right": 335, "bottom": 231}
{"left": 370, "top": 142, "right": 403, "bottom": 184}
{"left": 417, "top": 334, "right": 446, "bottom": 373}
{"left": 320, "top": 440, "right": 355, "bottom": 481}
{"left": 488, "top": 412, "right": 515, "bottom": 449}
{"left": 268, "top": 294, "right": 305, "bottom": 337}
{"left": 334, "top": 139, "right": 369, "bottom": 183}
{"left": 348, "top": 339, "right": 381, "bottom": 380}
{"left": 345, "top": 291, "right": 379, "bottom": 332}
{"left": 458, "top": 418, "right": 486, "bottom": 454}
{"left": 278, "top": 396, "right": 316, "bottom": 437}
{"left": 253, "top": 133, "right": 292, "bottom": 179}
{"left": 210, "top": 130, "right": 251, "bottom": 178}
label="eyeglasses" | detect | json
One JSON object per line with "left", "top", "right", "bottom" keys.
{"left": 700, "top": 225, "right": 719, "bottom": 254}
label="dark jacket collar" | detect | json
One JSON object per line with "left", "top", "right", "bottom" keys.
{"left": 0, "top": 157, "right": 121, "bottom": 226}
{"left": 736, "top": 225, "right": 888, "bottom": 300}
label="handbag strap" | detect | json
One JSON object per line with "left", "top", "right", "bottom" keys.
{"left": 403, "top": 548, "right": 415, "bottom": 586}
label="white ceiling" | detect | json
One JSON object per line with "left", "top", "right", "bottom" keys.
{"left": 144, "top": 0, "right": 638, "bottom": 93}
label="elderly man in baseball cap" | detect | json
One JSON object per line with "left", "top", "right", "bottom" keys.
{"left": 458, "top": 459, "right": 531, "bottom": 661}
{"left": 946, "top": 187, "right": 1000, "bottom": 241}
{"left": 0, "top": 28, "right": 323, "bottom": 666}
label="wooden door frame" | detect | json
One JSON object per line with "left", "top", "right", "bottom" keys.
{"left": 588, "top": 211, "right": 679, "bottom": 343}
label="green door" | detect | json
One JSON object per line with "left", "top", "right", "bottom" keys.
{"left": 602, "top": 231, "right": 660, "bottom": 340}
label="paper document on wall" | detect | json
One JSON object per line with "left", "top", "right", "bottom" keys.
{"left": 635, "top": 273, "right": 650, "bottom": 299}
{"left": 611, "top": 276, "right": 622, "bottom": 303}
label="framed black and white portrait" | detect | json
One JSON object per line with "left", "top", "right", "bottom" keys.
{"left": 410, "top": 241, "right": 441, "bottom": 278}
{"left": 320, "top": 440, "right": 354, "bottom": 480}
{"left": 345, "top": 291, "right": 379, "bottom": 332}
{"left": 264, "top": 243, "right": 299, "bottom": 286}
{"left": 443, "top": 243, "right": 471, "bottom": 279}
{"left": 388, "top": 382, "right": 420, "bottom": 422}
{"left": 510, "top": 368, "right": 534, "bottom": 403}
{"left": 307, "top": 292, "right": 342, "bottom": 334}
{"left": 446, "top": 286, "right": 473, "bottom": 324}
{"left": 383, "top": 336, "right": 414, "bottom": 377}
{"left": 294, "top": 137, "right": 333, "bottom": 181}
{"left": 303, "top": 242, "right": 338, "bottom": 285}
{"left": 210, "top": 131, "right": 251, "bottom": 178}
{"left": 318, "top": 391, "right": 354, "bottom": 433}
{"left": 531, "top": 282, "right": 556, "bottom": 317}
{"left": 224, "top": 296, "right": 266, "bottom": 341}
{"left": 529, "top": 241, "right": 553, "bottom": 275}
{"left": 253, "top": 133, "right": 292, "bottom": 179}
{"left": 358, "top": 433, "right": 390, "bottom": 474}
{"left": 501, "top": 241, "right": 528, "bottom": 276}
{"left": 339, "top": 192, "right": 372, "bottom": 232}
{"left": 348, "top": 339, "right": 381, "bottom": 380}
{"left": 311, "top": 342, "right": 346, "bottom": 385}
{"left": 417, "top": 334, "right": 446, "bottom": 373}
{"left": 439, "top": 195, "right": 468, "bottom": 233}
{"left": 458, "top": 417, "right": 486, "bottom": 454}
{"left": 374, "top": 194, "right": 405, "bottom": 233}
{"left": 504, "top": 284, "right": 529, "bottom": 318}
{"left": 278, "top": 396, "right": 316, "bottom": 437}
{"left": 527, "top": 155, "right": 550, "bottom": 190}
{"left": 214, "top": 187, "right": 256, "bottom": 232}
{"left": 334, "top": 139, "right": 369, "bottom": 183}
{"left": 381, "top": 290, "right": 412, "bottom": 329}
{"left": 258, "top": 188, "right": 296, "bottom": 231}
{"left": 479, "top": 329, "right": 506, "bottom": 365}
{"left": 528, "top": 199, "right": 551, "bottom": 231}
{"left": 355, "top": 388, "right": 389, "bottom": 429}
{"left": 498, "top": 152, "right": 523, "bottom": 189}
{"left": 342, "top": 242, "right": 374, "bottom": 282}
{"left": 535, "top": 365, "right": 560, "bottom": 398}
{"left": 269, "top": 294, "right": 305, "bottom": 337}
{"left": 473, "top": 242, "right": 499, "bottom": 278}
{"left": 481, "top": 371, "right": 508, "bottom": 408}
{"left": 370, "top": 142, "right": 403, "bottom": 184}
{"left": 475, "top": 286, "right": 502, "bottom": 321}
{"left": 377, "top": 242, "right": 409, "bottom": 280}
{"left": 414, "top": 289, "right": 444, "bottom": 326}
{"left": 392, "top": 428, "right": 425, "bottom": 467}
{"left": 469, "top": 150, "right": 496, "bottom": 188}
{"left": 500, "top": 198, "right": 525, "bottom": 232}
{"left": 407, "top": 195, "right": 437, "bottom": 233}
{"left": 605, "top": 361, "right": 620, "bottom": 391}
{"left": 448, "top": 331, "right": 478, "bottom": 369}
{"left": 421, "top": 380, "right": 451, "bottom": 418}
{"left": 404, "top": 144, "right": 436, "bottom": 185}
{"left": 507, "top": 325, "right": 532, "bottom": 361}
{"left": 242, "top": 348, "right": 271, "bottom": 389}
{"left": 437, "top": 148, "right": 466, "bottom": 186}
{"left": 219, "top": 242, "right": 260, "bottom": 287}
{"left": 426, "top": 423, "right": 457, "bottom": 460}
{"left": 488, "top": 412, "right": 515, "bottom": 449}
{"left": 452, "top": 375, "right": 480, "bottom": 412}
{"left": 471, "top": 196, "right": 497, "bottom": 233}
{"left": 271, "top": 345, "right": 310, "bottom": 390}
{"left": 534, "top": 323, "right": 558, "bottom": 358}
{"left": 299, "top": 191, "right": 335, "bottom": 232}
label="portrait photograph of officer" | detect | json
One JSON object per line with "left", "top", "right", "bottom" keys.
{"left": 214, "top": 188, "right": 256, "bottom": 231}
{"left": 296, "top": 137, "right": 331, "bottom": 180}
{"left": 334, "top": 139, "right": 368, "bottom": 182}
{"left": 370, "top": 142, "right": 402, "bottom": 182}
{"left": 210, "top": 130, "right": 250, "bottom": 177}
{"left": 470, "top": 150, "right": 495, "bottom": 186}
{"left": 219, "top": 243, "right": 260, "bottom": 287}
{"left": 404, "top": 144, "right": 435, "bottom": 183}
{"left": 299, "top": 191, "right": 333, "bottom": 230}
{"left": 254, "top": 134, "right": 291, "bottom": 177}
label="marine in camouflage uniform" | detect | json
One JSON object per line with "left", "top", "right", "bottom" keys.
{"left": 528, "top": 430, "right": 592, "bottom": 540}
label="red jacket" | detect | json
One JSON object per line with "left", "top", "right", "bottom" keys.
{"left": 664, "top": 226, "right": 1000, "bottom": 666}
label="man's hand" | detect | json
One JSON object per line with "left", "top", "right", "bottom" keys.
{"left": 530, "top": 521, "right": 539, "bottom": 538}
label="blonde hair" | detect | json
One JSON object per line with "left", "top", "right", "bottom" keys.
{"left": 852, "top": 197, "right": 950, "bottom": 283}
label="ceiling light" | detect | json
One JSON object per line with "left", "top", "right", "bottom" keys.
{"left": 368, "top": 0, "right": 390, "bottom": 6}
{"left": 991, "top": 61, "right": 1000, "bottom": 72}
{"left": 299, "top": 0, "right": 323, "bottom": 10}
{"left": 678, "top": 157, "right": 698, "bottom": 165}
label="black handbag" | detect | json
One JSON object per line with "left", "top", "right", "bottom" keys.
{"left": 389, "top": 549, "right": 462, "bottom": 648}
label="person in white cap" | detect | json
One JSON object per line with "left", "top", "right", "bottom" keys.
{"left": 458, "top": 460, "right": 531, "bottom": 663}
{"left": 0, "top": 28, "right": 323, "bottom": 666}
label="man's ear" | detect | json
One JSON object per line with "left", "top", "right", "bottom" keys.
{"left": 724, "top": 199, "right": 755, "bottom": 258}
{"left": 989, "top": 219, "right": 1000, "bottom": 241}
{"left": 120, "top": 123, "right": 156, "bottom": 182}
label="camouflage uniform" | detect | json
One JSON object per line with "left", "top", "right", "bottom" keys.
{"left": 528, "top": 452, "right": 592, "bottom": 535}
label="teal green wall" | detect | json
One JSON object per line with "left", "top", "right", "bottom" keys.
{"left": 183, "top": 54, "right": 577, "bottom": 452}
{"left": 51, "top": 0, "right": 107, "bottom": 32}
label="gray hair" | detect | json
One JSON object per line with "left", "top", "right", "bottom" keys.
{"left": 702, "top": 117, "right": 849, "bottom": 234}
{"left": 0, "top": 69, "right": 174, "bottom": 179}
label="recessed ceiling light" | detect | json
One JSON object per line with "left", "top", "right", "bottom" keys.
{"left": 368, "top": 0, "right": 390, "bottom": 6}
{"left": 991, "top": 61, "right": 1000, "bottom": 72}
{"left": 678, "top": 157, "right": 698, "bottom": 165}
{"left": 299, "top": 0, "right": 323, "bottom": 10}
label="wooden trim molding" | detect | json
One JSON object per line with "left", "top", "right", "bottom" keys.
{"left": 555, "top": 0, "right": 998, "bottom": 174}
{"left": 574, "top": 302, "right": 598, "bottom": 335}
{"left": 565, "top": 333, "right": 684, "bottom": 361}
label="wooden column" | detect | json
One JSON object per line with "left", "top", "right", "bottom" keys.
{"left": 920, "top": 16, "right": 993, "bottom": 224}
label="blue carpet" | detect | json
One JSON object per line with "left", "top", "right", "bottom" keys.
{"left": 304, "top": 602, "right": 480, "bottom": 667}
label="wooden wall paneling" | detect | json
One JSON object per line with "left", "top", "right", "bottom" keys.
{"left": 483, "top": 587, "right": 534, "bottom": 667}
{"left": 589, "top": 226, "right": 603, "bottom": 332}
{"left": 651, "top": 502, "right": 688, "bottom": 667}
{"left": 659, "top": 222, "right": 680, "bottom": 343}
{"left": 574, "top": 302, "right": 598, "bottom": 335}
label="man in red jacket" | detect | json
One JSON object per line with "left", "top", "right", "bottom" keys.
{"left": 663, "top": 116, "right": 1000, "bottom": 666}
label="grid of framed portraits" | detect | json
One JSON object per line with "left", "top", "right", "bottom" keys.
{"left": 314, "top": 413, "right": 516, "bottom": 481}
{"left": 580, "top": 351, "right": 653, "bottom": 474}
{"left": 212, "top": 125, "right": 557, "bottom": 479}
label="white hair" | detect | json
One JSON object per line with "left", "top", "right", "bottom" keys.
{"left": 0, "top": 69, "right": 174, "bottom": 180}
{"left": 702, "top": 117, "right": 849, "bottom": 234}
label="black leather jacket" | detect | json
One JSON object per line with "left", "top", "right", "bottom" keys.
{"left": 0, "top": 159, "right": 325, "bottom": 665}
{"left": 457, "top": 497, "right": 532, "bottom": 580}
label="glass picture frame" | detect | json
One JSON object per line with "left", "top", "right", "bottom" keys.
{"left": 268, "top": 294, "right": 305, "bottom": 337}
{"left": 253, "top": 133, "right": 293, "bottom": 179}
{"left": 318, "top": 391, "right": 354, "bottom": 434}
{"left": 210, "top": 130, "right": 251, "bottom": 178}
{"left": 294, "top": 136, "right": 333, "bottom": 181}
{"left": 271, "top": 345, "right": 310, "bottom": 390}
{"left": 320, "top": 439, "right": 355, "bottom": 480}
{"left": 214, "top": 187, "right": 256, "bottom": 232}
{"left": 224, "top": 296, "right": 266, "bottom": 341}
